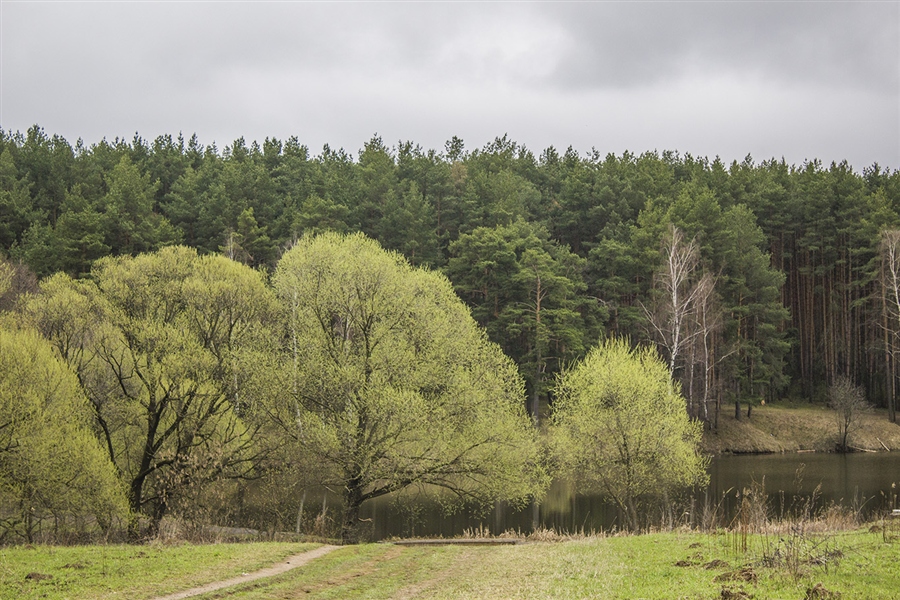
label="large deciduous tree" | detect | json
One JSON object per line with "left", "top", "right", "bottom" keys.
{"left": 269, "top": 232, "right": 545, "bottom": 544}
{"left": 550, "top": 338, "right": 707, "bottom": 530}
{"left": 26, "top": 246, "right": 277, "bottom": 538}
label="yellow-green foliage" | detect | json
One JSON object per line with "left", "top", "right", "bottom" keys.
{"left": 24, "top": 246, "right": 278, "bottom": 528}
{"left": 0, "top": 260, "right": 12, "bottom": 297}
{"left": 270, "top": 232, "right": 546, "bottom": 539}
{"left": 550, "top": 338, "right": 707, "bottom": 526}
{"left": 0, "top": 326, "right": 128, "bottom": 539}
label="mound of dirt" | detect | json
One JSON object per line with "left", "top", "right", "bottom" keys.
{"left": 805, "top": 583, "right": 841, "bottom": 599}
{"left": 714, "top": 566, "right": 758, "bottom": 584}
{"left": 704, "top": 559, "right": 730, "bottom": 569}
{"left": 719, "top": 585, "right": 752, "bottom": 599}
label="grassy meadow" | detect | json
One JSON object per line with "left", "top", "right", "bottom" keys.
{"left": 3, "top": 526, "right": 899, "bottom": 599}
{"left": 0, "top": 542, "right": 317, "bottom": 600}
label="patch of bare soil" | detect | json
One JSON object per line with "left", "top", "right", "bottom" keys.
{"left": 805, "top": 582, "right": 841, "bottom": 599}
{"left": 713, "top": 566, "right": 759, "bottom": 584}
{"left": 149, "top": 545, "right": 340, "bottom": 600}
{"left": 719, "top": 585, "right": 752, "bottom": 599}
{"left": 704, "top": 559, "right": 730, "bottom": 569}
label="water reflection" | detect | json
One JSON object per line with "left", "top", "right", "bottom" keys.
{"left": 359, "top": 453, "right": 900, "bottom": 540}
{"left": 707, "top": 452, "right": 900, "bottom": 521}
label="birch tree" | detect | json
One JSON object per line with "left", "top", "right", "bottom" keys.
{"left": 880, "top": 229, "right": 900, "bottom": 422}
{"left": 645, "top": 224, "right": 703, "bottom": 380}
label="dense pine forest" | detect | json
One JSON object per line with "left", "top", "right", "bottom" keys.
{"left": 3, "top": 125, "right": 900, "bottom": 428}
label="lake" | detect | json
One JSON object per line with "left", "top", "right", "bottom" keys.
{"left": 359, "top": 452, "right": 900, "bottom": 540}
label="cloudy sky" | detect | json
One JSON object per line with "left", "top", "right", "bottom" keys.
{"left": 2, "top": 1, "right": 898, "bottom": 169}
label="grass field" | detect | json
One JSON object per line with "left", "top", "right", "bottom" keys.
{"left": 0, "top": 542, "right": 317, "bottom": 600}
{"left": 3, "top": 526, "right": 899, "bottom": 599}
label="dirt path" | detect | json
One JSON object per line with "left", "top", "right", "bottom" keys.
{"left": 150, "top": 544, "right": 340, "bottom": 600}
{"left": 392, "top": 547, "right": 476, "bottom": 600}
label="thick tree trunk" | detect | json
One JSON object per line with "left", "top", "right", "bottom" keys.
{"left": 147, "top": 498, "right": 168, "bottom": 540}
{"left": 127, "top": 476, "right": 146, "bottom": 541}
{"left": 341, "top": 477, "right": 364, "bottom": 544}
{"left": 126, "top": 473, "right": 170, "bottom": 541}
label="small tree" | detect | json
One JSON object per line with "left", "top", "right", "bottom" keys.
{"left": 827, "top": 376, "right": 871, "bottom": 453}
{"left": 550, "top": 338, "right": 708, "bottom": 530}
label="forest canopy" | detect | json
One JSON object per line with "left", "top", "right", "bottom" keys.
{"left": 2, "top": 125, "right": 899, "bottom": 424}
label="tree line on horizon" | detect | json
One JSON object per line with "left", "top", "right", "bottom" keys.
{"left": 3, "top": 126, "right": 900, "bottom": 427}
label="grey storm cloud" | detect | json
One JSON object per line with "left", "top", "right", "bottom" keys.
{"left": 1, "top": 1, "right": 898, "bottom": 168}
{"left": 545, "top": 2, "right": 899, "bottom": 93}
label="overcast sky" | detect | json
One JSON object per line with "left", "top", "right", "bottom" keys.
{"left": 1, "top": 1, "right": 898, "bottom": 169}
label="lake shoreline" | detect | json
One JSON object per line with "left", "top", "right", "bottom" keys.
{"left": 701, "top": 402, "right": 900, "bottom": 455}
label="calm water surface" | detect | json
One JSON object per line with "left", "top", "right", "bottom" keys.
{"left": 359, "top": 453, "right": 900, "bottom": 540}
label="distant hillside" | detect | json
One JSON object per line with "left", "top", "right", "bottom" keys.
{"left": 703, "top": 403, "right": 900, "bottom": 454}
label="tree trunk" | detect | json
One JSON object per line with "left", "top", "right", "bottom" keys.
{"left": 341, "top": 477, "right": 364, "bottom": 544}
{"left": 884, "top": 286, "right": 896, "bottom": 423}
{"left": 21, "top": 496, "right": 35, "bottom": 544}
{"left": 295, "top": 490, "right": 307, "bottom": 535}
{"left": 892, "top": 348, "right": 898, "bottom": 424}
{"left": 147, "top": 498, "right": 169, "bottom": 540}
{"left": 127, "top": 475, "right": 147, "bottom": 541}
{"left": 532, "top": 273, "right": 542, "bottom": 424}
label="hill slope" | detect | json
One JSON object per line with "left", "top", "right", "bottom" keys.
{"left": 702, "top": 403, "right": 900, "bottom": 454}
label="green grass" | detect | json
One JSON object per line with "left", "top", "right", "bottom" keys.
{"left": 3, "top": 529, "right": 899, "bottom": 599}
{"left": 207, "top": 529, "right": 899, "bottom": 599}
{"left": 255, "top": 532, "right": 900, "bottom": 600}
{"left": 0, "top": 541, "right": 318, "bottom": 600}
